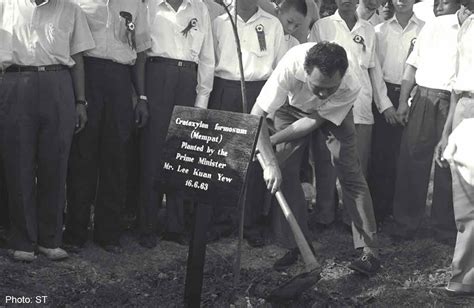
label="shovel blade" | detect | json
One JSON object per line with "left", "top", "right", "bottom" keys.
{"left": 267, "top": 268, "right": 322, "bottom": 301}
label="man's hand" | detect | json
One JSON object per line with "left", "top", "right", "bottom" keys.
{"left": 263, "top": 161, "right": 282, "bottom": 194}
{"left": 383, "top": 106, "right": 401, "bottom": 125}
{"left": 434, "top": 136, "right": 450, "bottom": 168}
{"left": 135, "top": 99, "right": 149, "bottom": 128}
{"left": 397, "top": 101, "right": 410, "bottom": 126}
{"left": 75, "top": 104, "right": 87, "bottom": 134}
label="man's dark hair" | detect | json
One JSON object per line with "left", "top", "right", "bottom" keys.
{"left": 304, "top": 41, "right": 349, "bottom": 77}
{"left": 280, "top": 0, "right": 308, "bottom": 16}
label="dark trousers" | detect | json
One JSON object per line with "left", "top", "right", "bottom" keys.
{"left": 369, "top": 82, "right": 403, "bottom": 223}
{"left": 138, "top": 59, "right": 197, "bottom": 235}
{"left": 65, "top": 58, "right": 134, "bottom": 246}
{"left": 272, "top": 106, "right": 377, "bottom": 249}
{"left": 0, "top": 76, "right": 9, "bottom": 231}
{"left": 1, "top": 70, "right": 75, "bottom": 252}
{"left": 0, "top": 159, "right": 8, "bottom": 230}
{"left": 208, "top": 77, "right": 266, "bottom": 236}
{"left": 311, "top": 130, "right": 338, "bottom": 225}
{"left": 393, "top": 86, "right": 456, "bottom": 237}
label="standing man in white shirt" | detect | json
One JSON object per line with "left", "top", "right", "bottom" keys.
{"left": 208, "top": 0, "right": 291, "bottom": 246}
{"left": 392, "top": 2, "right": 461, "bottom": 242}
{"left": 0, "top": 0, "right": 95, "bottom": 262}
{"left": 64, "top": 0, "right": 151, "bottom": 253}
{"left": 140, "top": 0, "right": 214, "bottom": 247}
{"left": 370, "top": 0, "right": 424, "bottom": 226}
{"left": 433, "top": 3, "right": 474, "bottom": 296}
{"left": 252, "top": 42, "right": 380, "bottom": 275}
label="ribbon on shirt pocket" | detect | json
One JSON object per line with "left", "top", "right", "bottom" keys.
{"left": 255, "top": 24, "right": 267, "bottom": 52}
{"left": 119, "top": 11, "right": 136, "bottom": 50}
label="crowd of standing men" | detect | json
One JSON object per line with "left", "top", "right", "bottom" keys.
{"left": 0, "top": 0, "right": 473, "bottom": 298}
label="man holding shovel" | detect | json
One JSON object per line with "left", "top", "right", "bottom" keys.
{"left": 252, "top": 41, "right": 381, "bottom": 275}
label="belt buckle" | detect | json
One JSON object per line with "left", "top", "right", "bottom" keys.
{"left": 38, "top": 66, "right": 46, "bottom": 72}
{"left": 177, "top": 61, "right": 183, "bottom": 67}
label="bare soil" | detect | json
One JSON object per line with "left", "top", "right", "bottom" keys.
{"left": 1, "top": 212, "right": 473, "bottom": 307}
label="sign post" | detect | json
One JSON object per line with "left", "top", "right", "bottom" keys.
{"left": 159, "top": 106, "right": 262, "bottom": 307}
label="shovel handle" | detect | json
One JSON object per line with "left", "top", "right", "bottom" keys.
{"left": 256, "top": 153, "right": 320, "bottom": 272}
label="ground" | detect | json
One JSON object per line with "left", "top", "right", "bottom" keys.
{"left": 1, "top": 210, "right": 473, "bottom": 307}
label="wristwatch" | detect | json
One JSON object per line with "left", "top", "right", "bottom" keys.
{"left": 139, "top": 95, "right": 148, "bottom": 102}
{"left": 76, "top": 99, "right": 88, "bottom": 109}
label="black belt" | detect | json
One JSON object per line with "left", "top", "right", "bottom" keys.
{"left": 461, "top": 91, "right": 474, "bottom": 99}
{"left": 147, "top": 56, "right": 197, "bottom": 70}
{"left": 214, "top": 77, "right": 266, "bottom": 89}
{"left": 386, "top": 82, "right": 401, "bottom": 92}
{"left": 417, "top": 86, "right": 451, "bottom": 100}
{"left": 5, "top": 64, "right": 68, "bottom": 73}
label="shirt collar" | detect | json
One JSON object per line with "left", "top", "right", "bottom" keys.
{"left": 157, "top": 0, "right": 192, "bottom": 9}
{"left": 224, "top": 6, "right": 272, "bottom": 23}
{"left": 331, "top": 10, "right": 364, "bottom": 32}
{"left": 389, "top": 12, "right": 422, "bottom": 27}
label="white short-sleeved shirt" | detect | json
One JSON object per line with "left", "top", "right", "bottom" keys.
{"left": 147, "top": 0, "right": 215, "bottom": 108}
{"left": 406, "top": 14, "right": 460, "bottom": 91}
{"left": 0, "top": 0, "right": 95, "bottom": 67}
{"left": 74, "top": 0, "right": 151, "bottom": 65}
{"left": 282, "top": 35, "right": 300, "bottom": 54}
{"left": 309, "top": 11, "right": 377, "bottom": 124}
{"left": 452, "top": 15, "right": 474, "bottom": 93}
{"left": 368, "top": 11, "right": 384, "bottom": 27}
{"left": 213, "top": 7, "right": 285, "bottom": 81}
{"left": 202, "top": 0, "right": 224, "bottom": 21}
{"left": 375, "top": 14, "right": 424, "bottom": 85}
{"left": 256, "top": 43, "right": 361, "bottom": 126}
{"left": 0, "top": 1, "right": 13, "bottom": 68}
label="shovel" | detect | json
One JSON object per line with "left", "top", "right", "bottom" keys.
{"left": 256, "top": 153, "right": 322, "bottom": 301}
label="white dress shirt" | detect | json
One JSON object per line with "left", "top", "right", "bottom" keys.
{"left": 452, "top": 15, "right": 474, "bottom": 93}
{"left": 406, "top": 14, "right": 460, "bottom": 91}
{"left": 202, "top": 0, "right": 224, "bottom": 21}
{"left": 147, "top": 0, "right": 215, "bottom": 108}
{"left": 0, "top": 1, "right": 12, "bottom": 69}
{"left": 282, "top": 35, "right": 300, "bottom": 55}
{"left": 74, "top": 0, "right": 151, "bottom": 65}
{"left": 309, "top": 11, "right": 379, "bottom": 124}
{"left": 256, "top": 43, "right": 361, "bottom": 126}
{"left": 0, "top": 0, "right": 95, "bottom": 67}
{"left": 375, "top": 14, "right": 424, "bottom": 85}
{"left": 213, "top": 7, "right": 285, "bottom": 81}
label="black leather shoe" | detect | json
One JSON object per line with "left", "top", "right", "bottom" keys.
{"left": 162, "top": 232, "right": 188, "bottom": 246}
{"left": 139, "top": 233, "right": 157, "bottom": 249}
{"left": 348, "top": 252, "right": 381, "bottom": 276}
{"left": 273, "top": 248, "right": 299, "bottom": 271}
{"left": 430, "top": 287, "right": 474, "bottom": 298}
{"left": 244, "top": 232, "right": 265, "bottom": 248}
{"left": 102, "top": 244, "right": 123, "bottom": 254}
{"left": 62, "top": 242, "right": 83, "bottom": 254}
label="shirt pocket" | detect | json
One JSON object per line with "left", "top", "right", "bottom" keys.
{"left": 189, "top": 29, "right": 204, "bottom": 61}
{"left": 42, "top": 23, "right": 70, "bottom": 58}
{"left": 113, "top": 11, "right": 131, "bottom": 47}
{"left": 245, "top": 29, "right": 269, "bottom": 58}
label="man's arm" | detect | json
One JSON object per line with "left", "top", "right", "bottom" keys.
{"left": 397, "top": 64, "right": 417, "bottom": 125}
{"left": 369, "top": 59, "right": 400, "bottom": 125}
{"left": 270, "top": 112, "right": 326, "bottom": 145}
{"left": 71, "top": 52, "right": 87, "bottom": 134}
{"left": 131, "top": 51, "right": 149, "bottom": 128}
{"left": 251, "top": 104, "right": 282, "bottom": 194}
{"left": 435, "top": 91, "right": 460, "bottom": 167}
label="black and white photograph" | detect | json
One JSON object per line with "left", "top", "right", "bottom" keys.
{"left": 0, "top": 0, "right": 473, "bottom": 306}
